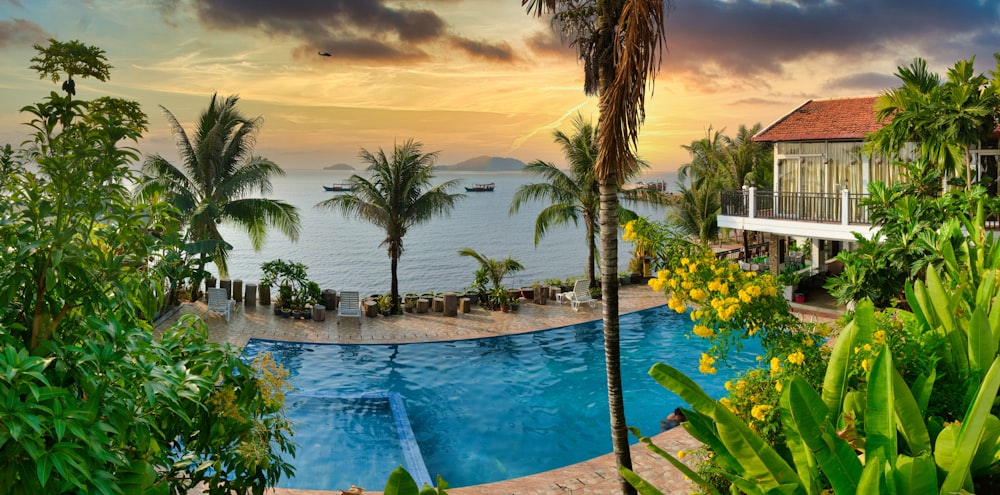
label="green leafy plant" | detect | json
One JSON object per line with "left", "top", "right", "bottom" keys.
{"left": 0, "top": 44, "right": 295, "bottom": 493}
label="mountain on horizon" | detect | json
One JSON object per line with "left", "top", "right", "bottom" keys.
{"left": 323, "top": 163, "right": 355, "bottom": 170}
{"left": 438, "top": 155, "right": 525, "bottom": 172}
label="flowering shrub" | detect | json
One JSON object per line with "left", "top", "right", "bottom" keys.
{"left": 623, "top": 218, "right": 707, "bottom": 275}
{"left": 648, "top": 254, "right": 800, "bottom": 362}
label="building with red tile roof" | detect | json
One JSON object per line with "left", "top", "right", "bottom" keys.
{"left": 752, "top": 96, "right": 883, "bottom": 142}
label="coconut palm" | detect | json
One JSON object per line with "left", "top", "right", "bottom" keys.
{"left": 523, "top": 2, "right": 667, "bottom": 493}
{"left": 317, "top": 139, "right": 463, "bottom": 313}
{"left": 140, "top": 94, "right": 301, "bottom": 299}
{"left": 509, "top": 114, "right": 658, "bottom": 287}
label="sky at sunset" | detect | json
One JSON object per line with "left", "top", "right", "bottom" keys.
{"left": 2, "top": 0, "right": 1000, "bottom": 174}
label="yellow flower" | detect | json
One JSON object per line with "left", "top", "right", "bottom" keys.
{"left": 874, "top": 330, "right": 886, "bottom": 344}
{"left": 787, "top": 350, "right": 805, "bottom": 365}
{"left": 863, "top": 343, "right": 872, "bottom": 352}
{"left": 751, "top": 404, "right": 771, "bottom": 421}
{"left": 699, "top": 353, "right": 717, "bottom": 374}
{"left": 693, "top": 325, "right": 714, "bottom": 338}
{"left": 677, "top": 450, "right": 687, "bottom": 459}
{"left": 861, "top": 359, "right": 871, "bottom": 373}
{"left": 719, "top": 397, "right": 732, "bottom": 410}
{"left": 725, "top": 380, "right": 733, "bottom": 391}
{"left": 770, "top": 357, "right": 782, "bottom": 373}
{"left": 681, "top": 257, "right": 690, "bottom": 266}
{"left": 738, "top": 289, "right": 751, "bottom": 304}
{"left": 689, "top": 288, "right": 707, "bottom": 301}
{"left": 775, "top": 381, "right": 783, "bottom": 392}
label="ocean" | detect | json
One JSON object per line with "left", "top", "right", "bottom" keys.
{"left": 213, "top": 169, "right": 677, "bottom": 295}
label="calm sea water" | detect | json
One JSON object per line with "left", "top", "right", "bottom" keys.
{"left": 244, "top": 304, "right": 761, "bottom": 490}
{"left": 214, "top": 169, "right": 676, "bottom": 295}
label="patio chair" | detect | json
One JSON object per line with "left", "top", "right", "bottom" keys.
{"left": 205, "top": 287, "right": 236, "bottom": 322}
{"left": 338, "top": 291, "right": 362, "bottom": 322}
{"left": 564, "top": 279, "right": 598, "bottom": 311}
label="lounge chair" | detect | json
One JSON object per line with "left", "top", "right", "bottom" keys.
{"left": 338, "top": 291, "right": 362, "bottom": 322}
{"left": 205, "top": 287, "right": 236, "bottom": 322}
{"left": 564, "top": 279, "right": 599, "bottom": 311}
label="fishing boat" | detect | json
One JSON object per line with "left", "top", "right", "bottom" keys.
{"left": 323, "top": 183, "right": 353, "bottom": 192}
{"left": 465, "top": 183, "right": 495, "bottom": 192}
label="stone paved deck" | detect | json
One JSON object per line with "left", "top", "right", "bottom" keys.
{"left": 160, "top": 283, "right": 840, "bottom": 495}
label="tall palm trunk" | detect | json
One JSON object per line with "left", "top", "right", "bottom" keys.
{"left": 601, "top": 170, "right": 634, "bottom": 495}
{"left": 390, "top": 245, "right": 401, "bottom": 314}
{"left": 585, "top": 211, "right": 598, "bottom": 286}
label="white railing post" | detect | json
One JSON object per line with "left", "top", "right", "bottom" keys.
{"left": 841, "top": 188, "right": 850, "bottom": 225}
{"left": 748, "top": 187, "right": 756, "bottom": 219}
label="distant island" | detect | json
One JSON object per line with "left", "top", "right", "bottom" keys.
{"left": 323, "top": 163, "right": 355, "bottom": 171}
{"left": 437, "top": 155, "right": 525, "bottom": 172}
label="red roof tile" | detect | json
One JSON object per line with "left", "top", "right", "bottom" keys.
{"left": 753, "top": 96, "right": 883, "bottom": 142}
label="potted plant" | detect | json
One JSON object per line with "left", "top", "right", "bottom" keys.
{"left": 377, "top": 294, "right": 393, "bottom": 316}
{"left": 404, "top": 297, "right": 417, "bottom": 313}
{"left": 458, "top": 248, "right": 524, "bottom": 311}
{"left": 777, "top": 267, "right": 803, "bottom": 301}
{"left": 490, "top": 286, "right": 510, "bottom": 312}
{"left": 261, "top": 259, "right": 309, "bottom": 313}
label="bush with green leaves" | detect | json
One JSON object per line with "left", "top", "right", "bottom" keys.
{"left": 0, "top": 40, "right": 295, "bottom": 494}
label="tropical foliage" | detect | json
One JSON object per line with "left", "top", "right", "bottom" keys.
{"left": 317, "top": 139, "right": 464, "bottom": 313}
{"left": 0, "top": 42, "right": 295, "bottom": 494}
{"left": 869, "top": 55, "right": 1000, "bottom": 188}
{"left": 139, "top": 94, "right": 302, "bottom": 298}
{"left": 522, "top": 3, "right": 667, "bottom": 491}
{"left": 628, "top": 200, "right": 1000, "bottom": 494}
{"left": 827, "top": 54, "right": 1000, "bottom": 309}
{"left": 510, "top": 114, "right": 662, "bottom": 286}
{"left": 673, "top": 125, "right": 772, "bottom": 243}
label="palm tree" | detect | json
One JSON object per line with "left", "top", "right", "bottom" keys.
{"left": 317, "top": 139, "right": 463, "bottom": 313}
{"left": 870, "top": 56, "right": 997, "bottom": 190}
{"left": 510, "top": 114, "right": 656, "bottom": 287}
{"left": 524, "top": 2, "right": 667, "bottom": 493}
{"left": 140, "top": 94, "right": 301, "bottom": 299}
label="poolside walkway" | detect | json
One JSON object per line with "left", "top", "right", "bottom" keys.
{"left": 159, "top": 283, "right": 840, "bottom": 495}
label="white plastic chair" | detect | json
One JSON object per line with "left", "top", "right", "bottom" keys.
{"left": 338, "top": 291, "right": 361, "bottom": 322}
{"left": 205, "top": 287, "right": 236, "bottom": 322}
{"left": 564, "top": 279, "right": 598, "bottom": 311}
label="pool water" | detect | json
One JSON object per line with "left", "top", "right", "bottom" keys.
{"left": 242, "top": 305, "right": 762, "bottom": 490}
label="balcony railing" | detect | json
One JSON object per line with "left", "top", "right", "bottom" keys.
{"left": 721, "top": 188, "right": 869, "bottom": 225}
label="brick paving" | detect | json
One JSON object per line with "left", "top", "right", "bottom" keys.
{"left": 160, "top": 283, "right": 841, "bottom": 495}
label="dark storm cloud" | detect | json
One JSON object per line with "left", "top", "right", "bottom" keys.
{"left": 162, "top": 0, "right": 515, "bottom": 64}
{"left": 0, "top": 18, "right": 49, "bottom": 47}
{"left": 662, "top": 0, "right": 1000, "bottom": 93}
{"left": 449, "top": 36, "right": 514, "bottom": 61}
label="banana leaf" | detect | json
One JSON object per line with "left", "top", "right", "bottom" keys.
{"left": 865, "top": 348, "right": 897, "bottom": 493}
{"left": 627, "top": 427, "right": 721, "bottom": 495}
{"left": 892, "top": 368, "right": 931, "bottom": 457}
{"left": 821, "top": 301, "right": 865, "bottom": 425}
{"left": 968, "top": 307, "right": 995, "bottom": 375}
{"left": 924, "top": 268, "right": 955, "bottom": 335}
{"left": 894, "top": 453, "right": 937, "bottom": 495}
{"left": 777, "top": 379, "right": 821, "bottom": 495}
{"left": 909, "top": 369, "right": 935, "bottom": 418}
{"left": 856, "top": 458, "right": 886, "bottom": 494}
{"left": 649, "top": 363, "right": 805, "bottom": 494}
{"left": 620, "top": 467, "right": 666, "bottom": 495}
{"left": 939, "top": 355, "right": 1000, "bottom": 494}
{"left": 782, "top": 376, "right": 861, "bottom": 494}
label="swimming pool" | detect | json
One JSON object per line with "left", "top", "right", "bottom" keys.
{"left": 242, "top": 304, "right": 761, "bottom": 490}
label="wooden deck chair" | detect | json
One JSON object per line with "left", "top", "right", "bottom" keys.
{"left": 564, "top": 279, "right": 598, "bottom": 311}
{"left": 338, "top": 291, "right": 362, "bottom": 321}
{"left": 205, "top": 287, "right": 236, "bottom": 322}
